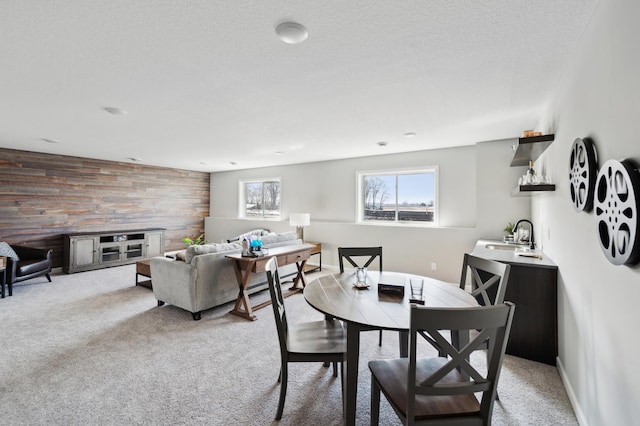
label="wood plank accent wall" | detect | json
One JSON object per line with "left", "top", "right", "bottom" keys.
{"left": 0, "top": 148, "right": 210, "bottom": 268}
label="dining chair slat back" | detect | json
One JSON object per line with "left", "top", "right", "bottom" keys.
{"left": 338, "top": 246, "right": 383, "bottom": 273}
{"left": 338, "top": 246, "right": 384, "bottom": 346}
{"left": 460, "top": 253, "right": 511, "bottom": 307}
{"left": 369, "top": 302, "right": 515, "bottom": 425}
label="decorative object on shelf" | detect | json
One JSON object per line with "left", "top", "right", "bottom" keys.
{"left": 569, "top": 137, "right": 598, "bottom": 212}
{"left": 181, "top": 233, "right": 207, "bottom": 247}
{"left": 289, "top": 213, "right": 310, "bottom": 242}
{"left": 521, "top": 129, "right": 543, "bottom": 138}
{"left": 526, "top": 160, "right": 538, "bottom": 184}
{"left": 594, "top": 159, "right": 640, "bottom": 265}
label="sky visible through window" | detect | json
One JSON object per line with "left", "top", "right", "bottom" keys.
{"left": 374, "top": 173, "right": 434, "bottom": 205}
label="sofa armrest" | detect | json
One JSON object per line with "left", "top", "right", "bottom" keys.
{"left": 150, "top": 257, "right": 198, "bottom": 312}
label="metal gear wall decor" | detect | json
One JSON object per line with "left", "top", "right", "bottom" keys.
{"left": 594, "top": 159, "right": 640, "bottom": 265}
{"left": 569, "top": 137, "right": 598, "bottom": 212}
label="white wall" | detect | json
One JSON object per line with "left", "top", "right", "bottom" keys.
{"left": 208, "top": 142, "right": 531, "bottom": 282}
{"left": 536, "top": 0, "right": 640, "bottom": 424}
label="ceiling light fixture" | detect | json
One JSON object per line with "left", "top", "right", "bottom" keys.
{"left": 41, "top": 138, "right": 60, "bottom": 144}
{"left": 229, "top": 162, "right": 237, "bottom": 166}
{"left": 377, "top": 141, "right": 388, "bottom": 147}
{"left": 275, "top": 22, "right": 308, "bottom": 44}
{"left": 104, "top": 106, "right": 128, "bottom": 115}
{"left": 404, "top": 132, "right": 417, "bottom": 138}
{"left": 276, "top": 151, "right": 284, "bottom": 155}
{"left": 128, "top": 157, "right": 141, "bottom": 162}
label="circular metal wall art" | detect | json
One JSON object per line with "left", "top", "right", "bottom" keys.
{"left": 569, "top": 137, "right": 598, "bottom": 212}
{"left": 594, "top": 159, "right": 640, "bottom": 265}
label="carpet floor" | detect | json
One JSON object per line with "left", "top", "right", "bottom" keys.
{"left": 0, "top": 264, "right": 577, "bottom": 425}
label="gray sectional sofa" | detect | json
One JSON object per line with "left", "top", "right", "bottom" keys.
{"left": 150, "top": 231, "right": 301, "bottom": 320}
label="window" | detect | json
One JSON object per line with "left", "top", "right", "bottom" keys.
{"left": 358, "top": 168, "right": 438, "bottom": 225}
{"left": 240, "top": 178, "right": 281, "bottom": 219}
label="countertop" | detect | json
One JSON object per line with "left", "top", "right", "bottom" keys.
{"left": 471, "top": 239, "right": 557, "bottom": 269}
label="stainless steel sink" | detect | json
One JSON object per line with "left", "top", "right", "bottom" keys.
{"left": 485, "top": 243, "right": 529, "bottom": 252}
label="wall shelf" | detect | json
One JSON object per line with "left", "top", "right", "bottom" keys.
{"left": 510, "top": 134, "right": 555, "bottom": 167}
{"left": 512, "top": 184, "right": 556, "bottom": 196}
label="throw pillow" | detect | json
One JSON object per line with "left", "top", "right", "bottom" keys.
{"left": 0, "top": 242, "right": 20, "bottom": 261}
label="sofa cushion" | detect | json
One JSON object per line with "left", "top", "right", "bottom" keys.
{"left": 0, "top": 242, "right": 20, "bottom": 261}
{"left": 185, "top": 242, "right": 241, "bottom": 263}
{"left": 227, "top": 228, "right": 271, "bottom": 243}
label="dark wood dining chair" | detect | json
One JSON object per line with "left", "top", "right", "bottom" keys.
{"left": 338, "top": 246, "right": 384, "bottom": 345}
{"left": 265, "top": 257, "right": 346, "bottom": 420}
{"left": 427, "top": 254, "right": 511, "bottom": 356}
{"left": 369, "top": 302, "right": 515, "bottom": 425}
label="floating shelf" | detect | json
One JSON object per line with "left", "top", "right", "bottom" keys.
{"left": 510, "top": 134, "right": 555, "bottom": 167}
{"left": 512, "top": 184, "right": 556, "bottom": 196}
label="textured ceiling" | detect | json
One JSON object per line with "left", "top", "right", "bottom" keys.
{"left": 0, "top": 0, "right": 599, "bottom": 172}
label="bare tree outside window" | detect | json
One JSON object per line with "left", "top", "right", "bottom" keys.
{"left": 243, "top": 180, "right": 280, "bottom": 218}
{"left": 361, "top": 170, "right": 436, "bottom": 223}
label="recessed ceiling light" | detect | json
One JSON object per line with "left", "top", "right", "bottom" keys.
{"left": 276, "top": 151, "right": 284, "bottom": 155}
{"left": 104, "top": 106, "right": 128, "bottom": 115}
{"left": 275, "top": 22, "right": 308, "bottom": 44}
{"left": 128, "top": 157, "right": 141, "bottom": 162}
{"left": 41, "top": 138, "right": 60, "bottom": 144}
{"left": 200, "top": 162, "right": 208, "bottom": 166}
{"left": 377, "top": 141, "right": 388, "bottom": 147}
{"left": 404, "top": 132, "right": 417, "bottom": 138}
{"left": 229, "top": 162, "right": 237, "bottom": 166}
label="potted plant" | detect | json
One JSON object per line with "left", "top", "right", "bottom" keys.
{"left": 503, "top": 222, "right": 515, "bottom": 242}
{"left": 181, "top": 233, "right": 207, "bottom": 247}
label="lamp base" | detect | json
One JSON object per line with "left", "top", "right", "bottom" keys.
{"left": 295, "top": 226, "right": 305, "bottom": 242}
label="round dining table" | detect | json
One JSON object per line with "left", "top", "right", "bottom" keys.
{"left": 304, "top": 270, "right": 479, "bottom": 426}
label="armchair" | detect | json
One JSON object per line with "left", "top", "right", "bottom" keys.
{"left": 5, "top": 245, "right": 53, "bottom": 297}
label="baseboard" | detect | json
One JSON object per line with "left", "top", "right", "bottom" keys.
{"left": 556, "top": 356, "right": 588, "bottom": 425}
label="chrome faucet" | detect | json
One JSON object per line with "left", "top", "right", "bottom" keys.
{"left": 514, "top": 219, "right": 535, "bottom": 249}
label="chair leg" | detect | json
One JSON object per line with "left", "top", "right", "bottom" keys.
{"left": 275, "top": 362, "right": 288, "bottom": 420}
{"left": 371, "top": 377, "right": 381, "bottom": 425}
{"left": 46, "top": 273, "right": 52, "bottom": 282}
{"left": 191, "top": 311, "right": 201, "bottom": 321}
{"left": 332, "top": 361, "right": 338, "bottom": 377}
{"left": 378, "top": 330, "right": 383, "bottom": 346}
{"left": 8, "top": 283, "right": 12, "bottom": 297}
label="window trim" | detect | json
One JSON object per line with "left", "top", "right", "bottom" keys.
{"left": 238, "top": 177, "right": 281, "bottom": 220}
{"left": 356, "top": 166, "right": 439, "bottom": 227}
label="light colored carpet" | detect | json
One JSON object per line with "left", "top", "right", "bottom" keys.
{"left": 0, "top": 265, "right": 577, "bottom": 425}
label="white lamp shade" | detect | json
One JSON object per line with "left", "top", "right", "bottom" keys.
{"left": 289, "top": 213, "right": 310, "bottom": 227}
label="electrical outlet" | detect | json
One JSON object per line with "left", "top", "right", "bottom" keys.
{"left": 431, "top": 262, "right": 437, "bottom": 271}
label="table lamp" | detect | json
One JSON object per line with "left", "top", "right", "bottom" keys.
{"left": 289, "top": 213, "right": 310, "bottom": 242}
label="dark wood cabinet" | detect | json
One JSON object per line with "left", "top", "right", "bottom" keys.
{"left": 472, "top": 241, "right": 558, "bottom": 365}
{"left": 502, "top": 263, "right": 558, "bottom": 365}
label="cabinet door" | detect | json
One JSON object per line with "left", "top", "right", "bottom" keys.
{"left": 145, "top": 231, "right": 164, "bottom": 258}
{"left": 72, "top": 237, "right": 98, "bottom": 268}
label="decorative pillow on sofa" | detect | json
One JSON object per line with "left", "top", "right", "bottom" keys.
{"left": 0, "top": 242, "right": 20, "bottom": 261}
{"left": 185, "top": 242, "right": 241, "bottom": 263}
{"left": 227, "top": 228, "right": 271, "bottom": 243}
